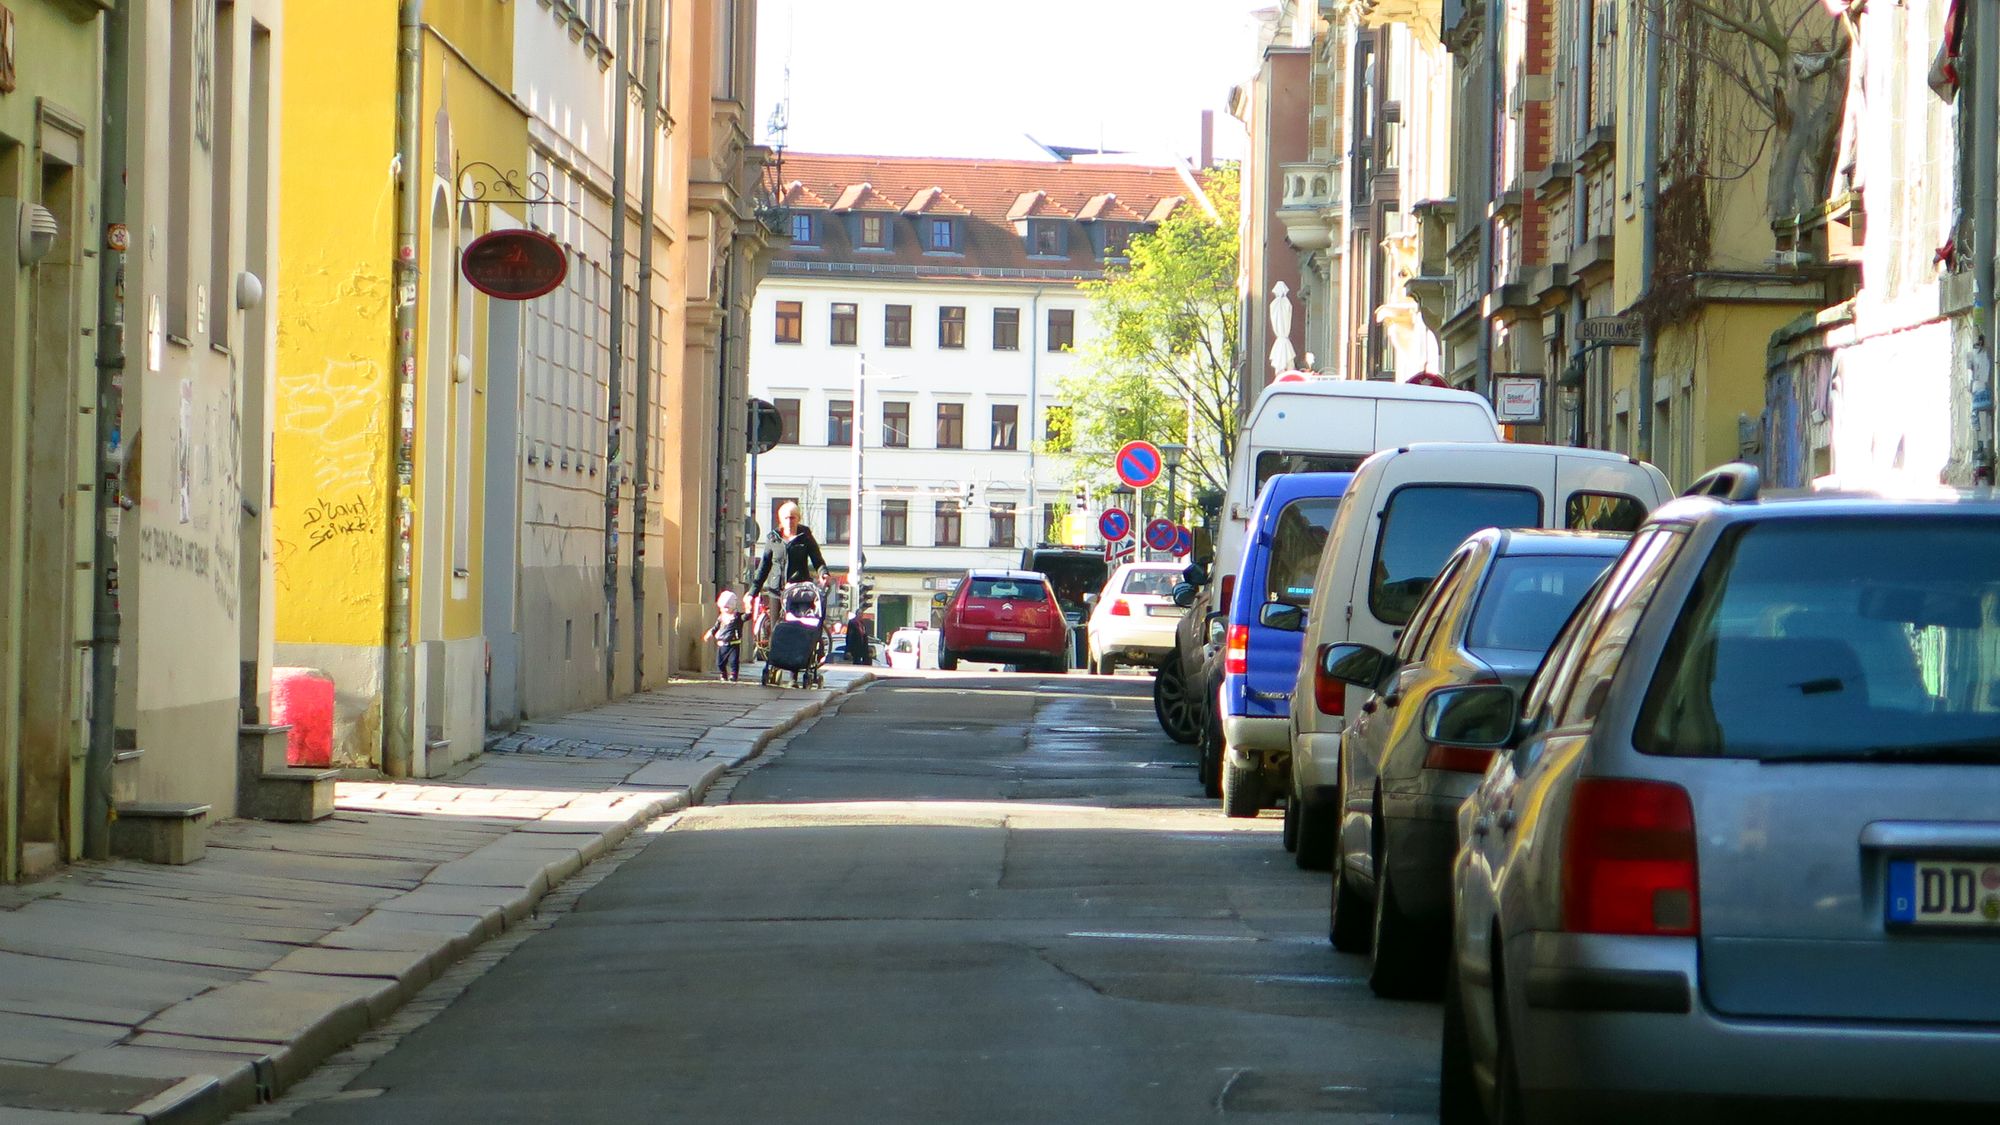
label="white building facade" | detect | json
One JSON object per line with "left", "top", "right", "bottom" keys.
{"left": 748, "top": 155, "right": 1195, "bottom": 633}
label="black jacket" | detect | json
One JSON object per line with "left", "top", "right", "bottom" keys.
{"left": 751, "top": 527, "right": 827, "bottom": 595}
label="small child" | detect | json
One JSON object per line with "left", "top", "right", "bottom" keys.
{"left": 704, "top": 590, "right": 745, "bottom": 682}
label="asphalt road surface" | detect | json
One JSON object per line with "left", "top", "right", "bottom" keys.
{"left": 278, "top": 674, "right": 1441, "bottom": 1124}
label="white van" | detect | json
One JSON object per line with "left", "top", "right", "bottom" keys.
{"left": 1282, "top": 443, "right": 1672, "bottom": 866}
{"left": 1156, "top": 379, "right": 1501, "bottom": 746}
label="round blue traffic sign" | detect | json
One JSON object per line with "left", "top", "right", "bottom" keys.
{"left": 1171, "top": 526, "right": 1193, "bottom": 558}
{"left": 1098, "top": 508, "right": 1131, "bottom": 542}
{"left": 1144, "top": 518, "right": 1177, "bottom": 551}
{"left": 1115, "top": 440, "right": 1164, "bottom": 489}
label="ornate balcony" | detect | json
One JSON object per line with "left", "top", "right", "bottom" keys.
{"left": 1278, "top": 160, "right": 1343, "bottom": 253}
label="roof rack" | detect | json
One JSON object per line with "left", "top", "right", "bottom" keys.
{"left": 1683, "top": 462, "right": 1762, "bottom": 502}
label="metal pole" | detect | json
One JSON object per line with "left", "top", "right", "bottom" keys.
{"left": 849, "top": 354, "right": 865, "bottom": 594}
{"left": 603, "top": 0, "right": 633, "bottom": 699}
{"left": 1477, "top": 19, "right": 1500, "bottom": 398}
{"left": 385, "top": 0, "right": 426, "bottom": 779}
{"left": 1973, "top": 0, "right": 1999, "bottom": 483}
{"left": 84, "top": 0, "right": 132, "bottom": 858}
{"left": 1634, "top": 0, "right": 1662, "bottom": 462}
{"left": 630, "top": 0, "right": 663, "bottom": 690}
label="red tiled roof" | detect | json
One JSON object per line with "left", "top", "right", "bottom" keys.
{"left": 773, "top": 153, "right": 1198, "bottom": 279}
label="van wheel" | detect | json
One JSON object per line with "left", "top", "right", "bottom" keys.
{"left": 1439, "top": 958, "right": 1485, "bottom": 1125}
{"left": 1221, "top": 754, "right": 1261, "bottom": 818}
{"left": 1153, "top": 659, "right": 1199, "bottom": 744}
{"left": 1281, "top": 785, "right": 1301, "bottom": 852}
{"left": 1294, "top": 780, "right": 1336, "bottom": 871}
{"left": 1329, "top": 823, "right": 1372, "bottom": 953}
{"left": 1368, "top": 853, "right": 1442, "bottom": 1000}
{"left": 1198, "top": 705, "right": 1223, "bottom": 799}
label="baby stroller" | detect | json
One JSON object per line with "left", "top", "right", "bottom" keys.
{"left": 760, "top": 581, "right": 836, "bottom": 688}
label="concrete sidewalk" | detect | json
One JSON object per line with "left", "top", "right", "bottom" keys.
{"left": 0, "top": 670, "right": 875, "bottom": 1124}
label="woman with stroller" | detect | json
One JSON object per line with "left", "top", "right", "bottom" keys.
{"left": 750, "top": 501, "right": 829, "bottom": 597}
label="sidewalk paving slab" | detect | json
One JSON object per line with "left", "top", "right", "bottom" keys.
{"left": 0, "top": 670, "right": 873, "bottom": 1124}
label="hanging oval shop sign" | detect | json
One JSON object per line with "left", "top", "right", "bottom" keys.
{"left": 460, "top": 229, "right": 569, "bottom": 300}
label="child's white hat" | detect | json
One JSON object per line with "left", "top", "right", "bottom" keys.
{"left": 716, "top": 590, "right": 739, "bottom": 611}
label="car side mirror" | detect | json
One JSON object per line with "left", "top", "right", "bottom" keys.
{"left": 1171, "top": 583, "right": 1198, "bottom": 608}
{"left": 1258, "top": 602, "right": 1306, "bottom": 632}
{"left": 1421, "top": 685, "right": 1520, "bottom": 749}
{"left": 1182, "top": 563, "right": 1209, "bottom": 587}
{"left": 1319, "top": 642, "right": 1391, "bottom": 690}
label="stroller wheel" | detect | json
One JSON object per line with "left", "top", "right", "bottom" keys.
{"left": 760, "top": 665, "right": 774, "bottom": 687}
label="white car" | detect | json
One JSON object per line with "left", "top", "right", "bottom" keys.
{"left": 884, "top": 626, "right": 938, "bottom": 670}
{"left": 1085, "top": 563, "right": 1187, "bottom": 674}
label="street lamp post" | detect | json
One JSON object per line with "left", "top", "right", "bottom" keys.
{"left": 1160, "top": 442, "right": 1187, "bottom": 529}
{"left": 849, "top": 354, "right": 867, "bottom": 604}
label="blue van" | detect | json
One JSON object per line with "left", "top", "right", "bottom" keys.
{"left": 1214, "top": 472, "right": 1351, "bottom": 817}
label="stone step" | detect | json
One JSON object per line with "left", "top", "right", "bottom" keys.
{"left": 239, "top": 722, "right": 295, "bottom": 777}
{"left": 110, "top": 802, "right": 211, "bottom": 865}
{"left": 111, "top": 746, "right": 144, "bottom": 805}
{"left": 241, "top": 767, "right": 338, "bottom": 823}
{"left": 19, "top": 841, "right": 61, "bottom": 878}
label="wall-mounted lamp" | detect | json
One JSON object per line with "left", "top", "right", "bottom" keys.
{"left": 17, "top": 202, "right": 58, "bottom": 267}
{"left": 235, "top": 271, "right": 265, "bottom": 311}
{"left": 454, "top": 353, "right": 473, "bottom": 383}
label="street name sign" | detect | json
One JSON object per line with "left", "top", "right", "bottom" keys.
{"left": 1578, "top": 315, "right": 1641, "bottom": 345}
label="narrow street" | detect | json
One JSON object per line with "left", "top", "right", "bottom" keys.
{"left": 274, "top": 676, "right": 1440, "bottom": 1124}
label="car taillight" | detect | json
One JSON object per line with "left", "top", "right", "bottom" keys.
{"left": 1313, "top": 647, "right": 1344, "bottom": 714}
{"left": 1110, "top": 599, "right": 1132, "bottom": 616}
{"left": 1423, "top": 744, "right": 1496, "bottom": 773}
{"left": 1224, "top": 624, "right": 1249, "bottom": 675}
{"left": 1562, "top": 779, "right": 1700, "bottom": 937}
{"left": 1219, "top": 574, "right": 1237, "bottom": 613}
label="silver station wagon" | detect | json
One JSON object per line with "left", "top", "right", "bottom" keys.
{"left": 1435, "top": 467, "right": 2000, "bottom": 1123}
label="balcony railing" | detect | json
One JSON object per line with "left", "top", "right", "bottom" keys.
{"left": 1281, "top": 160, "right": 1343, "bottom": 212}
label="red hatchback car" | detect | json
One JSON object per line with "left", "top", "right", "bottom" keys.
{"left": 939, "top": 569, "right": 1070, "bottom": 673}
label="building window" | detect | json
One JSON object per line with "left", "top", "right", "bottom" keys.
{"left": 882, "top": 400, "right": 911, "bottom": 447}
{"left": 880, "top": 499, "right": 908, "bottom": 545}
{"left": 790, "top": 212, "right": 815, "bottom": 243}
{"left": 830, "top": 302, "right": 858, "bottom": 346}
{"left": 1042, "top": 501, "right": 1064, "bottom": 544}
{"left": 1101, "top": 223, "right": 1132, "bottom": 258}
{"left": 934, "top": 500, "right": 962, "bottom": 547}
{"left": 938, "top": 306, "right": 966, "bottom": 349}
{"left": 775, "top": 300, "right": 803, "bottom": 344}
{"left": 861, "top": 214, "right": 886, "bottom": 247}
{"left": 989, "top": 502, "right": 1017, "bottom": 548}
{"left": 775, "top": 398, "right": 801, "bottom": 445}
{"left": 1044, "top": 404, "right": 1074, "bottom": 452}
{"left": 990, "top": 404, "right": 1019, "bottom": 450}
{"left": 1047, "top": 308, "right": 1075, "bottom": 352}
{"left": 884, "top": 304, "right": 912, "bottom": 347}
{"left": 929, "top": 218, "right": 956, "bottom": 251}
{"left": 827, "top": 398, "right": 853, "bottom": 445}
{"left": 1032, "top": 221, "right": 1062, "bottom": 256}
{"left": 936, "top": 402, "right": 964, "bottom": 448}
{"left": 993, "top": 307, "right": 1020, "bottom": 350}
{"left": 826, "top": 498, "right": 851, "bottom": 544}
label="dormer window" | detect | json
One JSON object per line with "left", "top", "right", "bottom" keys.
{"left": 1101, "top": 223, "right": 1132, "bottom": 259}
{"left": 790, "top": 212, "right": 816, "bottom": 244}
{"left": 1031, "top": 220, "right": 1063, "bottom": 256}
{"left": 861, "top": 215, "right": 886, "bottom": 248}
{"left": 928, "top": 218, "right": 957, "bottom": 252}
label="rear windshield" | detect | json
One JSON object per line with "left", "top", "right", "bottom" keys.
{"left": 1370, "top": 486, "right": 1542, "bottom": 625}
{"left": 1266, "top": 498, "right": 1340, "bottom": 606}
{"left": 1029, "top": 556, "right": 1105, "bottom": 612}
{"left": 1566, "top": 491, "right": 1649, "bottom": 532}
{"left": 1636, "top": 518, "right": 2000, "bottom": 762}
{"left": 1466, "top": 553, "right": 1619, "bottom": 654}
{"left": 1256, "top": 451, "right": 1367, "bottom": 496}
{"left": 968, "top": 578, "right": 1048, "bottom": 602}
{"left": 1121, "top": 569, "right": 1180, "bottom": 596}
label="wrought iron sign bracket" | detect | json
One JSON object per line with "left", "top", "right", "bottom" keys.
{"left": 455, "top": 161, "right": 575, "bottom": 216}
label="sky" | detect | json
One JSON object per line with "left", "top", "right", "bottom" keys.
{"left": 753, "top": 0, "right": 1267, "bottom": 166}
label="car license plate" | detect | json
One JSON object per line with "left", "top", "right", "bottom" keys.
{"left": 1887, "top": 859, "right": 2000, "bottom": 928}
{"left": 988, "top": 631, "right": 1027, "bottom": 643}
{"left": 1147, "top": 605, "right": 1184, "bottom": 617}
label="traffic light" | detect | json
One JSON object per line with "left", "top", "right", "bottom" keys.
{"left": 963, "top": 481, "right": 976, "bottom": 506}
{"left": 1073, "top": 485, "right": 1087, "bottom": 511}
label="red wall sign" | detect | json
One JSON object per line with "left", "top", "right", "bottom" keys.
{"left": 460, "top": 229, "right": 569, "bottom": 300}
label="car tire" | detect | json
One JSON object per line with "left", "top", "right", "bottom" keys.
{"left": 1294, "top": 780, "right": 1336, "bottom": 871}
{"left": 1329, "top": 820, "right": 1372, "bottom": 953}
{"left": 938, "top": 639, "right": 958, "bottom": 671}
{"left": 1092, "top": 654, "right": 1115, "bottom": 675}
{"left": 1281, "top": 782, "right": 1301, "bottom": 853}
{"left": 1221, "top": 753, "right": 1261, "bottom": 818}
{"left": 1199, "top": 703, "right": 1223, "bottom": 799}
{"left": 1492, "top": 979, "right": 1526, "bottom": 1125}
{"left": 1438, "top": 957, "right": 1485, "bottom": 1125}
{"left": 1368, "top": 852, "right": 1442, "bottom": 1000}
{"left": 1153, "top": 658, "right": 1199, "bottom": 745}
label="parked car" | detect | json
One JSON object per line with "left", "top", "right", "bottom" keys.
{"left": 1085, "top": 563, "right": 1187, "bottom": 674}
{"left": 884, "top": 625, "right": 937, "bottom": 670}
{"left": 1212, "top": 472, "right": 1353, "bottom": 815}
{"left": 1437, "top": 466, "right": 2000, "bottom": 1123}
{"left": 1154, "top": 378, "right": 1502, "bottom": 746}
{"left": 1022, "top": 545, "right": 1107, "bottom": 669}
{"left": 938, "top": 570, "right": 1069, "bottom": 673}
{"left": 1316, "top": 528, "right": 1626, "bottom": 997}
{"left": 1288, "top": 442, "right": 1671, "bottom": 882}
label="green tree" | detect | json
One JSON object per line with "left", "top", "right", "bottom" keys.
{"left": 1055, "top": 166, "right": 1240, "bottom": 509}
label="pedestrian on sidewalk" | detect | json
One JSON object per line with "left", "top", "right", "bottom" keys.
{"left": 750, "top": 501, "right": 828, "bottom": 597}
{"left": 844, "top": 608, "right": 871, "bottom": 664}
{"left": 705, "top": 590, "right": 746, "bottom": 682}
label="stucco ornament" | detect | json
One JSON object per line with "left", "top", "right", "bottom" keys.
{"left": 1268, "top": 281, "right": 1297, "bottom": 375}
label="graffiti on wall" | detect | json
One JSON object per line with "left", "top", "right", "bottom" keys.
{"left": 303, "top": 492, "right": 375, "bottom": 550}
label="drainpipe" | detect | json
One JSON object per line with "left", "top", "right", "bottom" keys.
{"left": 385, "top": 0, "right": 425, "bottom": 778}
{"left": 1477, "top": 4, "right": 1500, "bottom": 398}
{"left": 1972, "top": 0, "right": 1998, "bottom": 483}
{"left": 602, "top": 0, "right": 634, "bottom": 699}
{"left": 85, "top": 0, "right": 132, "bottom": 858}
{"left": 1634, "top": 0, "right": 1662, "bottom": 462}
{"left": 1027, "top": 287, "right": 1044, "bottom": 542}
{"left": 1565, "top": 0, "right": 1593, "bottom": 447}
{"left": 713, "top": 252, "right": 735, "bottom": 589}
{"left": 631, "top": 0, "right": 662, "bottom": 690}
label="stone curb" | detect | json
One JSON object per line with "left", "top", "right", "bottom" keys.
{"left": 130, "top": 673, "right": 876, "bottom": 1125}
